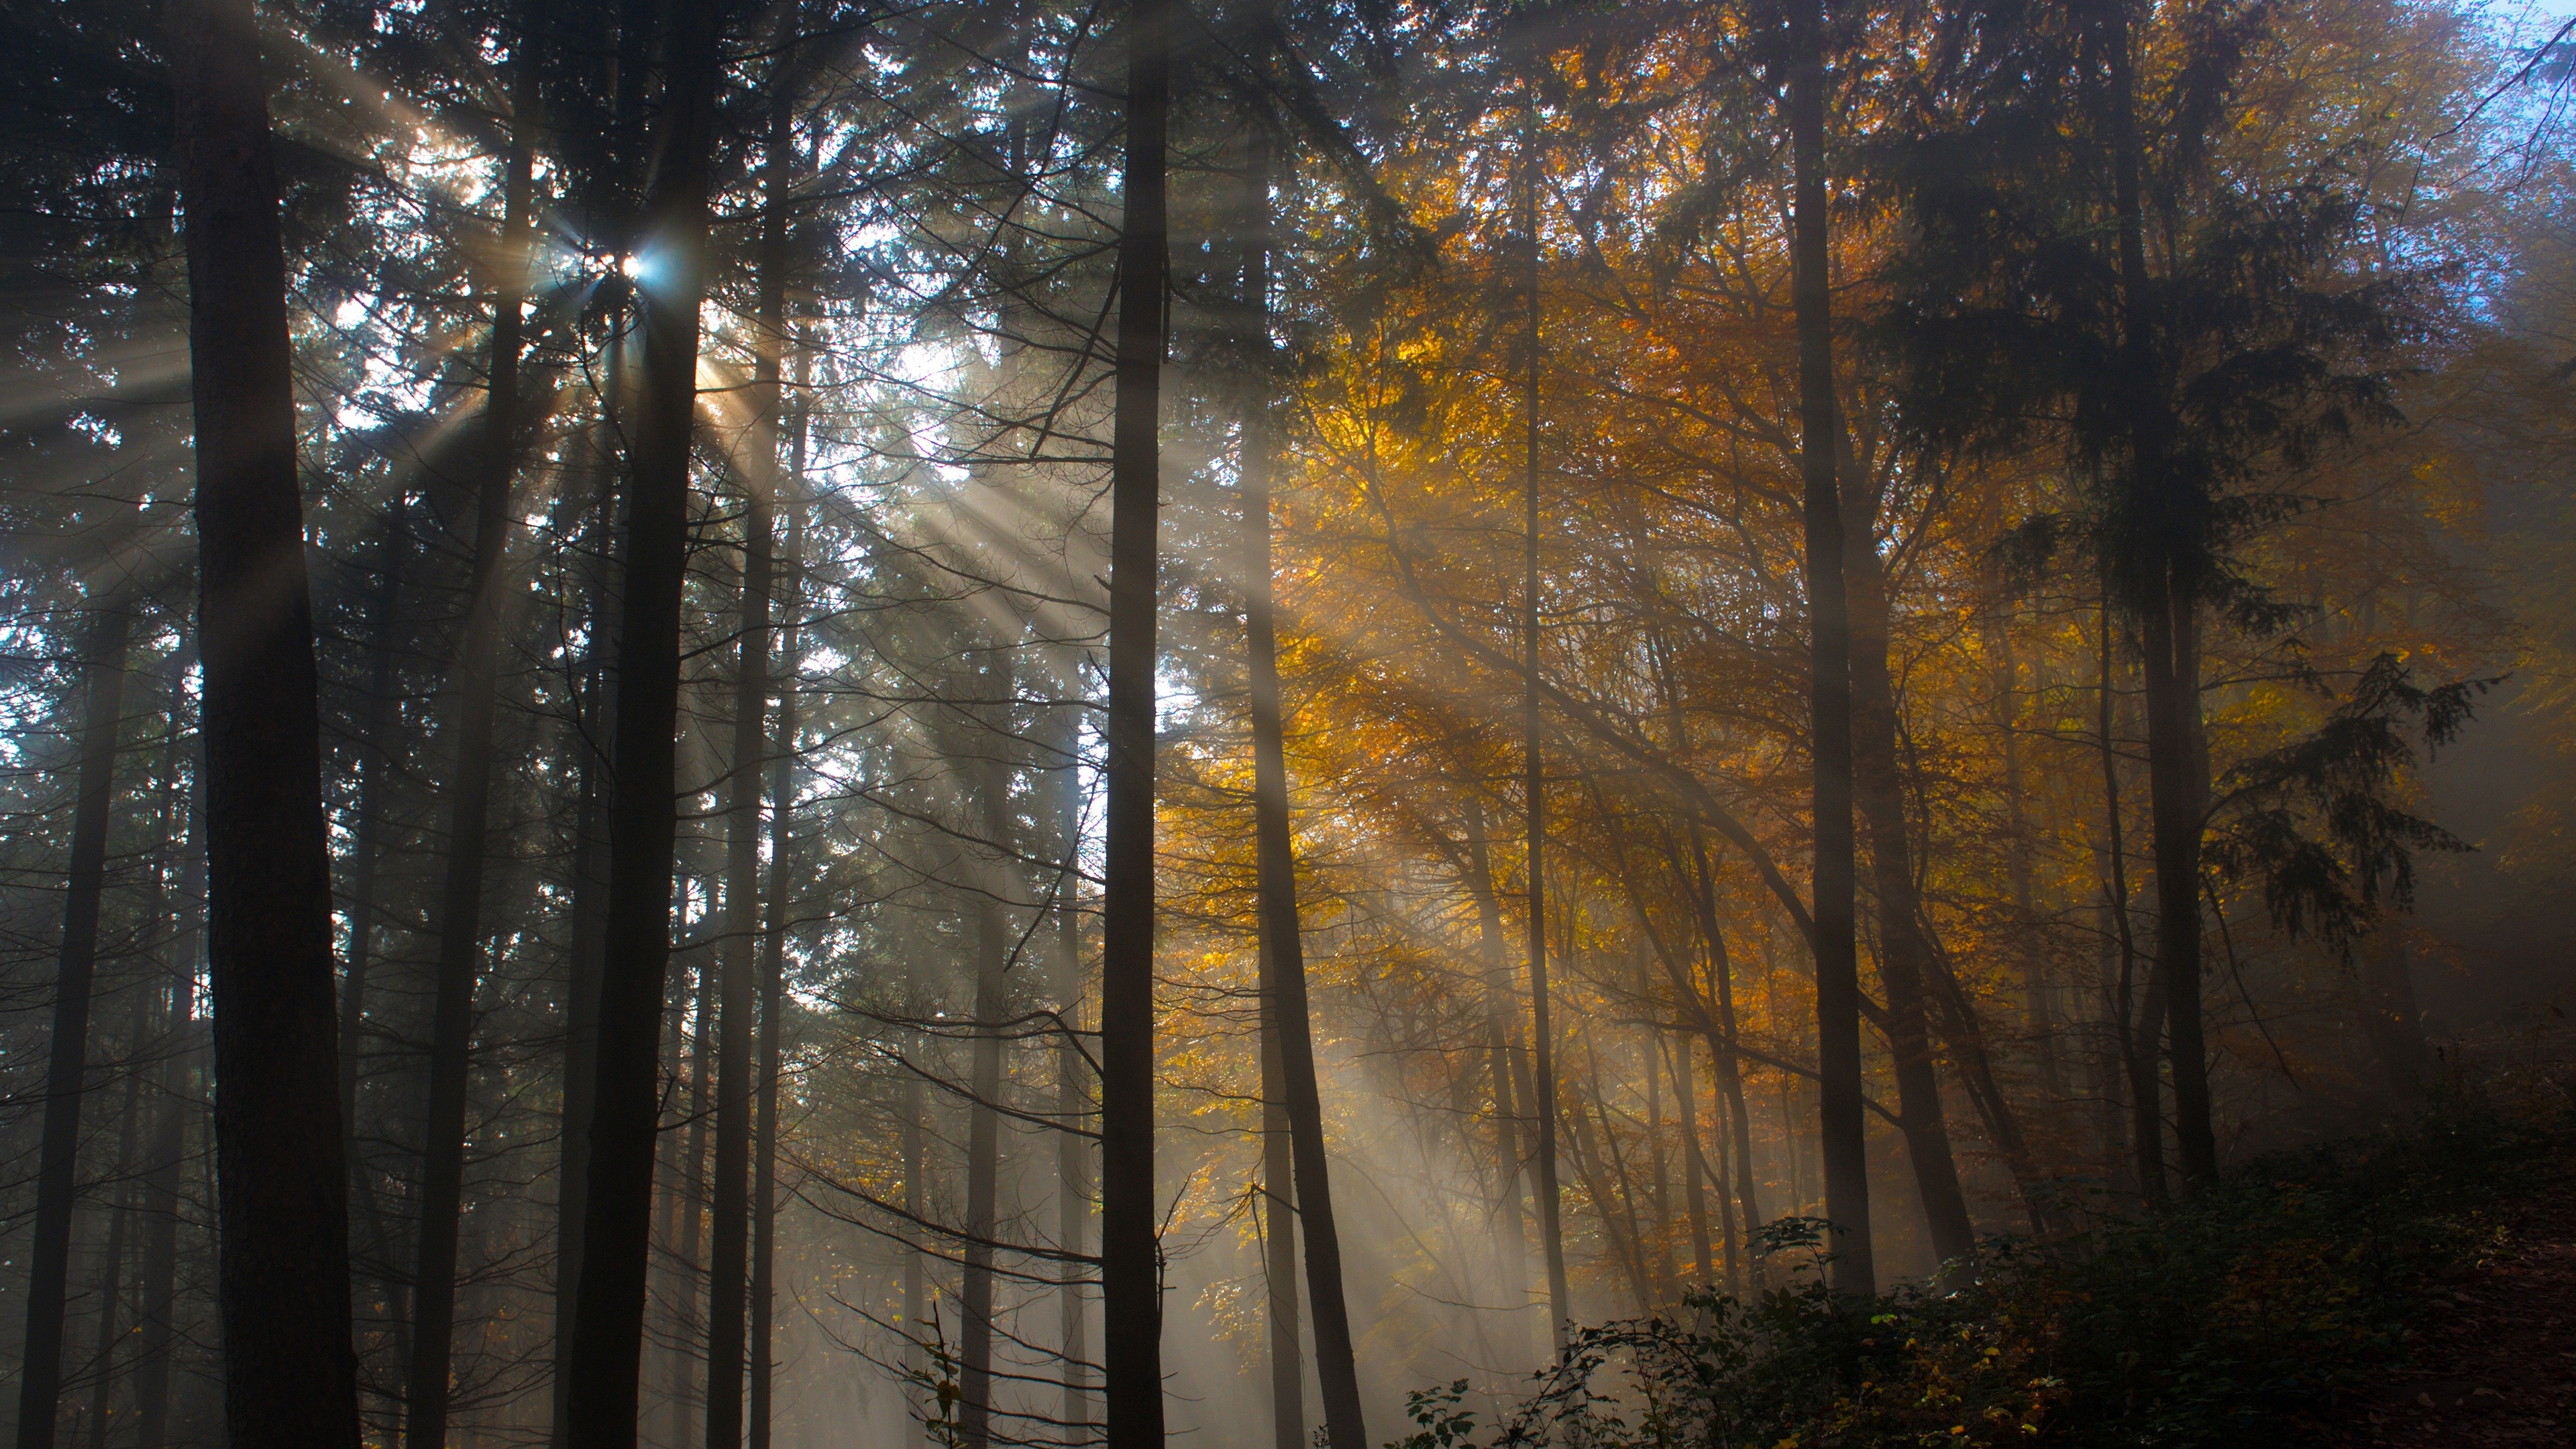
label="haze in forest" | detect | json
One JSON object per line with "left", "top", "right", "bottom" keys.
{"left": 1, "top": 0, "right": 2573, "bottom": 1447}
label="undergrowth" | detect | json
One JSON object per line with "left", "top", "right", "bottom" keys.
{"left": 1401, "top": 1085, "right": 2566, "bottom": 1449}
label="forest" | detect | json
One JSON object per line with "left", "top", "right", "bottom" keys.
{"left": 4, "top": 0, "right": 2576, "bottom": 1444}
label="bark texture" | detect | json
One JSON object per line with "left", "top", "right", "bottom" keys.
{"left": 169, "top": 0, "right": 366, "bottom": 1437}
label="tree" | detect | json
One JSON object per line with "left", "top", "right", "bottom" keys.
{"left": 166, "top": 0, "right": 366, "bottom": 1439}
{"left": 563, "top": 0, "right": 734, "bottom": 1441}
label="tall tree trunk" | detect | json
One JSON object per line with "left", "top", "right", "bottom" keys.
{"left": 135, "top": 749, "right": 203, "bottom": 1449}
{"left": 341, "top": 502, "right": 410, "bottom": 1366}
{"left": 553, "top": 336, "right": 625, "bottom": 1449}
{"left": 1238, "top": 120, "right": 1367, "bottom": 1449}
{"left": 900, "top": 1070, "right": 925, "bottom": 1413}
{"left": 82, "top": 1004, "right": 149, "bottom": 1449}
{"left": 957, "top": 745, "right": 1010, "bottom": 1449}
{"left": 671, "top": 901, "right": 718, "bottom": 1449}
{"left": 1668, "top": 1038, "right": 1714, "bottom": 1286}
{"left": 168, "top": 0, "right": 366, "bottom": 1438}
{"left": 408, "top": 51, "right": 539, "bottom": 1448}
{"left": 1518, "top": 100, "right": 1574, "bottom": 1355}
{"left": 17, "top": 600, "right": 131, "bottom": 1449}
{"left": 707, "top": 46, "right": 795, "bottom": 1444}
{"left": 1996, "top": 624, "right": 2065, "bottom": 1104}
{"left": 1461, "top": 802, "right": 1535, "bottom": 1354}
{"left": 1839, "top": 525, "right": 1976, "bottom": 1263}
{"left": 1099, "top": 0, "right": 1172, "bottom": 1441}
{"left": 749, "top": 344, "right": 808, "bottom": 1449}
{"left": 1256, "top": 956, "right": 1305, "bottom": 1449}
{"left": 564, "top": 0, "right": 732, "bottom": 1438}
{"left": 1644, "top": 1034, "right": 1674, "bottom": 1299}
{"left": 1785, "top": 0, "right": 1872, "bottom": 1296}
{"left": 2095, "top": 0, "right": 2217, "bottom": 1191}
{"left": 1676, "top": 839, "right": 1762, "bottom": 1283}
{"left": 1046, "top": 643, "right": 1091, "bottom": 1440}
{"left": 2096, "top": 589, "right": 2163, "bottom": 1208}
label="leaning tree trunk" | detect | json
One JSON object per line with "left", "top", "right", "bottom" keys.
{"left": 407, "top": 50, "right": 539, "bottom": 1449}
{"left": 1239, "top": 123, "right": 1367, "bottom": 1449}
{"left": 16, "top": 599, "right": 131, "bottom": 1449}
{"left": 564, "top": 0, "right": 732, "bottom": 1440}
{"left": 1100, "top": 0, "right": 1173, "bottom": 1442}
{"left": 168, "top": 0, "right": 366, "bottom": 1439}
{"left": 1840, "top": 515, "right": 1978, "bottom": 1264}
{"left": 1785, "top": 0, "right": 1873, "bottom": 1295}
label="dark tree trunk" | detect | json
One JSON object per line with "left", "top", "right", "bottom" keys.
{"left": 1840, "top": 522, "right": 1976, "bottom": 1264}
{"left": 1518, "top": 101, "right": 1573, "bottom": 1356}
{"left": 1256, "top": 961, "right": 1305, "bottom": 1449}
{"left": 671, "top": 902, "right": 718, "bottom": 1449}
{"left": 168, "top": 0, "right": 366, "bottom": 1438}
{"left": 707, "top": 49, "right": 794, "bottom": 1444}
{"left": 16, "top": 600, "right": 131, "bottom": 1449}
{"left": 1236, "top": 119, "right": 1367, "bottom": 1449}
{"left": 134, "top": 761, "right": 204, "bottom": 1449}
{"left": 408, "top": 51, "right": 539, "bottom": 1448}
{"left": 340, "top": 501, "right": 409, "bottom": 1363}
{"left": 2096, "top": 0, "right": 2217, "bottom": 1191}
{"left": 553, "top": 335, "right": 625, "bottom": 1449}
{"left": 81, "top": 1002, "right": 149, "bottom": 1449}
{"left": 749, "top": 345, "right": 809, "bottom": 1449}
{"left": 563, "top": 0, "right": 732, "bottom": 1438}
{"left": 1785, "top": 0, "right": 1872, "bottom": 1296}
{"left": 2095, "top": 589, "right": 2164, "bottom": 1208}
{"left": 1099, "top": 0, "right": 1172, "bottom": 1441}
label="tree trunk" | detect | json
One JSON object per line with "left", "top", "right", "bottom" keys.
{"left": 1841, "top": 522, "right": 1977, "bottom": 1263}
{"left": 2096, "top": 0, "right": 2217, "bottom": 1191}
{"left": 1786, "top": 0, "right": 1872, "bottom": 1297}
{"left": 1460, "top": 802, "right": 1536, "bottom": 1353}
{"left": 341, "top": 502, "right": 409, "bottom": 1364}
{"left": 2096, "top": 589, "right": 2164, "bottom": 1208}
{"left": 1046, "top": 642, "right": 1091, "bottom": 1440}
{"left": 749, "top": 343, "right": 809, "bottom": 1449}
{"left": 1517, "top": 101, "right": 1574, "bottom": 1354}
{"left": 17, "top": 600, "right": 131, "bottom": 1449}
{"left": 135, "top": 755, "right": 203, "bottom": 1449}
{"left": 407, "top": 52, "right": 538, "bottom": 1448}
{"left": 1256, "top": 953, "right": 1305, "bottom": 1449}
{"left": 1668, "top": 1038, "right": 1714, "bottom": 1286}
{"left": 82, "top": 1004, "right": 148, "bottom": 1449}
{"left": 957, "top": 746, "right": 1009, "bottom": 1449}
{"left": 671, "top": 904, "right": 718, "bottom": 1449}
{"left": 168, "top": 0, "right": 366, "bottom": 1437}
{"left": 1688, "top": 845, "right": 1765, "bottom": 1277}
{"left": 1238, "top": 119, "right": 1367, "bottom": 1449}
{"left": 1100, "top": 0, "right": 1172, "bottom": 1441}
{"left": 564, "top": 0, "right": 732, "bottom": 1437}
{"left": 553, "top": 336, "right": 624, "bottom": 1449}
{"left": 707, "top": 46, "right": 794, "bottom": 1444}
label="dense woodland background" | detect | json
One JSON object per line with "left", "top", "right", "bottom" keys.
{"left": 3, "top": 0, "right": 2575, "bottom": 1445}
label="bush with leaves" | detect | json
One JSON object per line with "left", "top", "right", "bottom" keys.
{"left": 1411, "top": 1093, "right": 2555, "bottom": 1449}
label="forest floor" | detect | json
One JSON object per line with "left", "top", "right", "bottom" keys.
{"left": 2331, "top": 1096, "right": 2576, "bottom": 1447}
